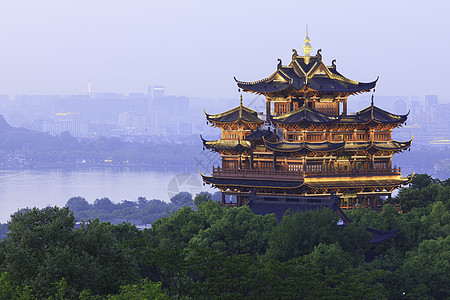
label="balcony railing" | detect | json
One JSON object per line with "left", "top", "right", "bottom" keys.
{"left": 212, "top": 167, "right": 303, "bottom": 179}
{"left": 305, "top": 167, "right": 401, "bottom": 176}
{"left": 212, "top": 166, "right": 401, "bottom": 179}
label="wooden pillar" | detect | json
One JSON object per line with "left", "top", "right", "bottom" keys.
{"left": 273, "top": 152, "right": 277, "bottom": 171}
{"left": 266, "top": 100, "right": 271, "bottom": 117}
{"left": 239, "top": 154, "right": 242, "bottom": 170}
{"left": 221, "top": 192, "right": 225, "bottom": 205}
{"left": 250, "top": 152, "right": 254, "bottom": 170}
{"left": 343, "top": 99, "right": 347, "bottom": 115}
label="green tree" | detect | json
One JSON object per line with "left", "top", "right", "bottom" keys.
{"left": 306, "top": 243, "right": 352, "bottom": 273}
{"left": 93, "top": 197, "right": 115, "bottom": 213}
{"left": 264, "top": 208, "right": 371, "bottom": 262}
{"left": 193, "top": 191, "right": 212, "bottom": 207}
{"left": 189, "top": 205, "right": 277, "bottom": 256}
{"left": 1, "top": 207, "right": 138, "bottom": 298}
{"left": 107, "top": 279, "right": 169, "bottom": 300}
{"left": 170, "top": 192, "right": 194, "bottom": 208}
{"left": 397, "top": 236, "right": 450, "bottom": 299}
{"left": 66, "top": 196, "right": 90, "bottom": 213}
{"left": 397, "top": 174, "right": 441, "bottom": 212}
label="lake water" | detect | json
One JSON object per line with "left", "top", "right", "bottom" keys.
{"left": 0, "top": 168, "right": 213, "bottom": 223}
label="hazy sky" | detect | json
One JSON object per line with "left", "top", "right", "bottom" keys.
{"left": 0, "top": 0, "right": 449, "bottom": 101}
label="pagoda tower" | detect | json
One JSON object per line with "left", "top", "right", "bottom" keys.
{"left": 201, "top": 33, "right": 413, "bottom": 211}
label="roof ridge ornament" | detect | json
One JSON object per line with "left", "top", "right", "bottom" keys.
{"left": 277, "top": 58, "right": 282, "bottom": 69}
{"left": 331, "top": 59, "right": 337, "bottom": 69}
{"left": 316, "top": 49, "right": 322, "bottom": 61}
{"left": 292, "top": 49, "right": 298, "bottom": 61}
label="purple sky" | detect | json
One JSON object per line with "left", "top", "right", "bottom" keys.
{"left": 0, "top": 0, "right": 449, "bottom": 101}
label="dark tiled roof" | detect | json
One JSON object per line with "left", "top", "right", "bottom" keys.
{"left": 237, "top": 77, "right": 376, "bottom": 95}
{"left": 245, "top": 129, "right": 275, "bottom": 142}
{"left": 344, "top": 140, "right": 412, "bottom": 152}
{"left": 366, "top": 227, "right": 398, "bottom": 244}
{"left": 264, "top": 140, "right": 346, "bottom": 153}
{"left": 355, "top": 105, "right": 408, "bottom": 124}
{"left": 247, "top": 197, "right": 397, "bottom": 244}
{"left": 248, "top": 198, "right": 340, "bottom": 222}
{"left": 271, "top": 106, "right": 341, "bottom": 124}
{"left": 304, "top": 175, "right": 413, "bottom": 189}
{"left": 235, "top": 55, "right": 377, "bottom": 95}
{"left": 271, "top": 104, "right": 407, "bottom": 126}
{"left": 201, "top": 137, "right": 252, "bottom": 153}
{"left": 372, "top": 140, "right": 412, "bottom": 151}
{"left": 263, "top": 140, "right": 411, "bottom": 154}
{"left": 201, "top": 174, "right": 303, "bottom": 189}
{"left": 205, "top": 104, "right": 263, "bottom": 124}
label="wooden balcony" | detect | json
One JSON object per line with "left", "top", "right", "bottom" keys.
{"left": 212, "top": 167, "right": 303, "bottom": 181}
{"left": 212, "top": 166, "right": 401, "bottom": 179}
{"left": 305, "top": 167, "right": 402, "bottom": 176}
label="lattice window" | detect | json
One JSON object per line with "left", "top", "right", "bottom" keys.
{"left": 357, "top": 134, "right": 367, "bottom": 140}
{"left": 306, "top": 163, "right": 322, "bottom": 172}
{"left": 307, "top": 134, "right": 322, "bottom": 141}
{"left": 288, "top": 163, "right": 303, "bottom": 171}
{"left": 332, "top": 134, "right": 343, "bottom": 141}
{"left": 374, "top": 132, "right": 390, "bottom": 140}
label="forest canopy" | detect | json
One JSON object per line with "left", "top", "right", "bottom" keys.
{"left": 0, "top": 174, "right": 448, "bottom": 299}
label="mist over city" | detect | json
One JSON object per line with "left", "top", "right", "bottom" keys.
{"left": 0, "top": 1, "right": 449, "bottom": 299}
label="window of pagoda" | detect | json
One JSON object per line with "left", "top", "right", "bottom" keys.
{"left": 221, "top": 129, "right": 252, "bottom": 140}
{"left": 315, "top": 101, "right": 338, "bottom": 115}
{"left": 274, "top": 102, "right": 291, "bottom": 115}
{"left": 306, "top": 132, "right": 323, "bottom": 142}
{"left": 356, "top": 131, "right": 369, "bottom": 140}
{"left": 373, "top": 130, "right": 391, "bottom": 141}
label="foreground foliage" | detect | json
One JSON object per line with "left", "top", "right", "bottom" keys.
{"left": 0, "top": 174, "right": 448, "bottom": 299}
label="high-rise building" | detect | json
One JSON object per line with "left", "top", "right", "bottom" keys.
{"left": 425, "top": 95, "right": 438, "bottom": 110}
{"left": 394, "top": 98, "right": 408, "bottom": 115}
{"left": 152, "top": 86, "right": 165, "bottom": 100}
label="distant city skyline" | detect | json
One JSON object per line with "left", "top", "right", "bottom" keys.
{"left": 0, "top": 0, "right": 449, "bottom": 101}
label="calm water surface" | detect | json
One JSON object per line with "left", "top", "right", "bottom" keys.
{"left": 0, "top": 168, "right": 211, "bottom": 223}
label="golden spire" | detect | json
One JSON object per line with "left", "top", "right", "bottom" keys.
{"left": 303, "top": 25, "right": 312, "bottom": 64}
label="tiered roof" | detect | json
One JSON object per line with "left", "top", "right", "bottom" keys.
{"left": 270, "top": 106, "right": 340, "bottom": 124}
{"left": 205, "top": 100, "right": 263, "bottom": 125}
{"left": 263, "top": 139, "right": 413, "bottom": 154}
{"left": 271, "top": 103, "right": 408, "bottom": 126}
{"left": 200, "top": 173, "right": 414, "bottom": 191}
{"left": 244, "top": 129, "right": 275, "bottom": 142}
{"left": 201, "top": 136, "right": 251, "bottom": 153}
{"left": 349, "top": 103, "right": 408, "bottom": 124}
{"left": 264, "top": 140, "right": 345, "bottom": 153}
{"left": 235, "top": 51, "right": 377, "bottom": 96}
